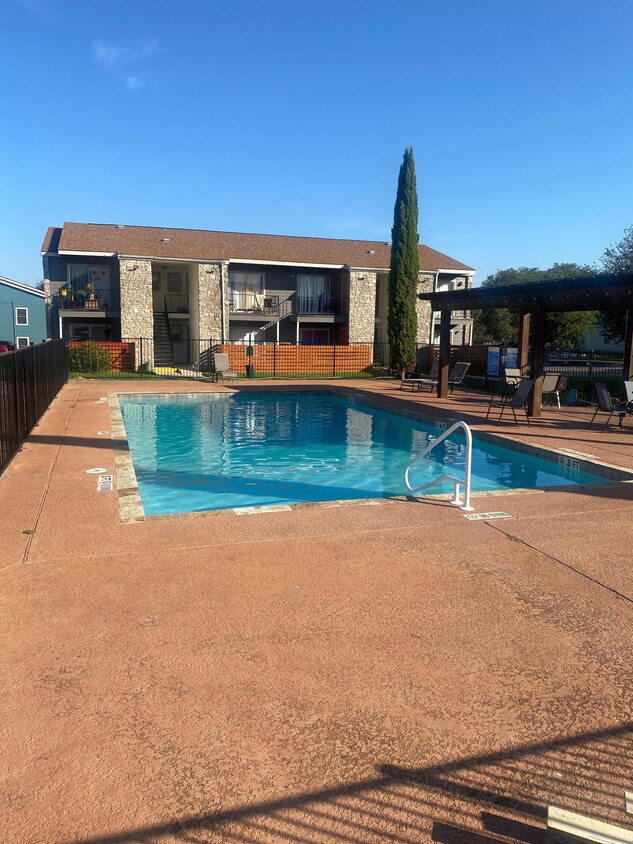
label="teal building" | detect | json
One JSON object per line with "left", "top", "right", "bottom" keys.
{"left": 0, "top": 275, "right": 47, "bottom": 347}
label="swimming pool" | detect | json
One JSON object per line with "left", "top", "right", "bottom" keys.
{"left": 116, "top": 391, "right": 614, "bottom": 516}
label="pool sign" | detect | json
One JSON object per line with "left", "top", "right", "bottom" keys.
{"left": 505, "top": 347, "right": 519, "bottom": 369}
{"left": 558, "top": 455, "right": 581, "bottom": 479}
{"left": 487, "top": 346, "right": 500, "bottom": 376}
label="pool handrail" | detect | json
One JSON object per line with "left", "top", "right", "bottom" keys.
{"left": 404, "top": 420, "right": 474, "bottom": 511}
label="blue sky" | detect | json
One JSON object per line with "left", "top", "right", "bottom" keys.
{"left": 2, "top": 0, "right": 632, "bottom": 285}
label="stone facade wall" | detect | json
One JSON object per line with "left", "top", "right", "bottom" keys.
{"left": 416, "top": 272, "right": 436, "bottom": 344}
{"left": 348, "top": 270, "right": 377, "bottom": 344}
{"left": 221, "top": 261, "right": 230, "bottom": 342}
{"left": 192, "top": 262, "right": 224, "bottom": 340}
{"left": 119, "top": 259, "right": 153, "bottom": 340}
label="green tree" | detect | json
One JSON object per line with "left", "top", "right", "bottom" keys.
{"left": 599, "top": 224, "right": 633, "bottom": 343}
{"left": 388, "top": 147, "right": 419, "bottom": 375}
{"left": 472, "top": 263, "right": 597, "bottom": 348}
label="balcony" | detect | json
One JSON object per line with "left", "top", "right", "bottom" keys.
{"left": 229, "top": 293, "right": 280, "bottom": 316}
{"left": 164, "top": 293, "right": 189, "bottom": 313}
{"left": 295, "top": 296, "right": 341, "bottom": 315}
{"left": 56, "top": 286, "right": 111, "bottom": 311}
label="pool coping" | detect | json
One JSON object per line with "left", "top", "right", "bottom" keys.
{"left": 109, "top": 388, "right": 633, "bottom": 523}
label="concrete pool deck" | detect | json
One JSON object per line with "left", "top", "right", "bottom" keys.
{"left": 1, "top": 378, "right": 633, "bottom": 843}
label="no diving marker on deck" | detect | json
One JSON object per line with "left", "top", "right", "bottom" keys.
{"left": 464, "top": 512, "right": 512, "bottom": 521}
{"left": 97, "top": 474, "right": 113, "bottom": 492}
{"left": 86, "top": 467, "right": 109, "bottom": 475}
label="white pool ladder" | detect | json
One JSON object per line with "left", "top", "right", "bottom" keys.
{"left": 404, "top": 420, "right": 474, "bottom": 511}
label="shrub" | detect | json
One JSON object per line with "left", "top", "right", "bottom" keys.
{"left": 69, "top": 341, "right": 111, "bottom": 374}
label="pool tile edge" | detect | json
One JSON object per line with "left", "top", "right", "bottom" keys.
{"left": 109, "top": 394, "right": 146, "bottom": 524}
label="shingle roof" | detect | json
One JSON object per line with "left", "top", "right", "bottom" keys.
{"left": 0, "top": 275, "right": 45, "bottom": 297}
{"left": 42, "top": 222, "right": 474, "bottom": 273}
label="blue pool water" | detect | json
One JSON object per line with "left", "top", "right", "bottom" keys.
{"left": 119, "top": 392, "right": 607, "bottom": 515}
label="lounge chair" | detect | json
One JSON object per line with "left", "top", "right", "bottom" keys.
{"left": 589, "top": 382, "right": 628, "bottom": 430}
{"left": 447, "top": 361, "right": 470, "bottom": 394}
{"left": 486, "top": 378, "right": 534, "bottom": 426}
{"left": 213, "top": 352, "right": 239, "bottom": 382}
{"left": 400, "top": 360, "right": 439, "bottom": 391}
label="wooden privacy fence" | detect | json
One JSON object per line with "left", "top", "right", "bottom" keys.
{"left": 428, "top": 344, "right": 490, "bottom": 375}
{"left": 220, "top": 343, "right": 373, "bottom": 377}
{"left": 0, "top": 340, "right": 69, "bottom": 476}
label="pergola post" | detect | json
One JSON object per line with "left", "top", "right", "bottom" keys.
{"left": 518, "top": 311, "right": 530, "bottom": 374}
{"left": 623, "top": 307, "right": 633, "bottom": 384}
{"left": 437, "top": 307, "right": 451, "bottom": 398}
{"left": 528, "top": 304, "right": 547, "bottom": 417}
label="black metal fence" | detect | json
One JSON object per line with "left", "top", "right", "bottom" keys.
{"left": 0, "top": 340, "right": 69, "bottom": 476}
{"left": 65, "top": 338, "right": 627, "bottom": 402}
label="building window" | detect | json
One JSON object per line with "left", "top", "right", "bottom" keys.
{"left": 16, "top": 336, "right": 30, "bottom": 348}
{"left": 230, "top": 271, "right": 264, "bottom": 311}
{"left": 152, "top": 272, "right": 161, "bottom": 291}
{"left": 167, "top": 272, "right": 182, "bottom": 293}
{"left": 68, "top": 264, "right": 110, "bottom": 292}
{"left": 15, "top": 307, "right": 28, "bottom": 326}
{"left": 297, "top": 274, "right": 331, "bottom": 313}
{"left": 300, "top": 328, "right": 329, "bottom": 345}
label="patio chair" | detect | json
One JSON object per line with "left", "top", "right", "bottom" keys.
{"left": 504, "top": 368, "right": 523, "bottom": 387}
{"left": 589, "top": 382, "right": 628, "bottom": 430}
{"left": 486, "top": 378, "right": 534, "bottom": 426}
{"left": 400, "top": 359, "right": 439, "bottom": 391}
{"left": 213, "top": 352, "right": 239, "bottom": 382}
{"left": 491, "top": 368, "right": 523, "bottom": 401}
{"left": 541, "top": 374, "right": 563, "bottom": 408}
{"left": 447, "top": 361, "right": 470, "bottom": 394}
{"left": 555, "top": 374, "right": 569, "bottom": 406}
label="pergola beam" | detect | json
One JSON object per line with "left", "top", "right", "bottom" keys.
{"left": 528, "top": 305, "right": 547, "bottom": 417}
{"left": 419, "top": 273, "right": 633, "bottom": 314}
{"left": 437, "top": 308, "right": 452, "bottom": 398}
{"left": 624, "top": 308, "right": 633, "bottom": 382}
{"left": 517, "top": 311, "right": 530, "bottom": 374}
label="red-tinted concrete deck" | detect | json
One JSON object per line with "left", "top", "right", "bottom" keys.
{"left": 1, "top": 379, "right": 632, "bottom": 844}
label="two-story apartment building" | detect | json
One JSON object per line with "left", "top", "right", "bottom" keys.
{"left": 0, "top": 275, "right": 47, "bottom": 348}
{"left": 42, "top": 222, "right": 474, "bottom": 365}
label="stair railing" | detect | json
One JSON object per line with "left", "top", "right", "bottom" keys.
{"left": 404, "top": 420, "right": 474, "bottom": 511}
{"left": 163, "top": 296, "right": 175, "bottom": 364}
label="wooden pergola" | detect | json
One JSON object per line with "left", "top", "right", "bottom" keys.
{"left": 419, "top": 273, "right": 633, "bottom": 416}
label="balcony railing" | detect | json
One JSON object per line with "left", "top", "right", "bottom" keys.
{"left": 57, "top": 287, "right": 111, "bottom": 311}
{"left": 164, "top": 293, "right": 189, "bottom": 313}
{"left": 295, "top": 296, "right": 341, "bottom": 315}
{"left": 229, "top": 293, "right": 280, "bottom": 315}
{"left": 228, "top": 293, "right": 343, "bottom": 317}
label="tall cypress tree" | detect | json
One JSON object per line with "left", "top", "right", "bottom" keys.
{"left": 388, "top": 147, "right": 419, "bottom": 376}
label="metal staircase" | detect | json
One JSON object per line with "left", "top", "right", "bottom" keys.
{"left": 152, "top": 308, "right": 174, "bottom": 367}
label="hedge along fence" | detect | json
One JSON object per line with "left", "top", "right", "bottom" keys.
{"left": 219, "top": 343, "right": 373, "bottom": 378}
{"left": 69, "top": 341, "right": 136, "bottom": 373}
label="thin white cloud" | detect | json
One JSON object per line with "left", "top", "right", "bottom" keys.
{"left": 17, "top": 0, "right": 51, "bottom": 19}
{"left": 92, "top": 38, "right": 160, "bottom": 90}
{"left": 325, "top": 220, "right": 390, "bottom": 237}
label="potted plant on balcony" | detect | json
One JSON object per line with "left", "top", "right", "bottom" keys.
{"left": 84, "top": 283, "right": 101, "bottom": 310}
